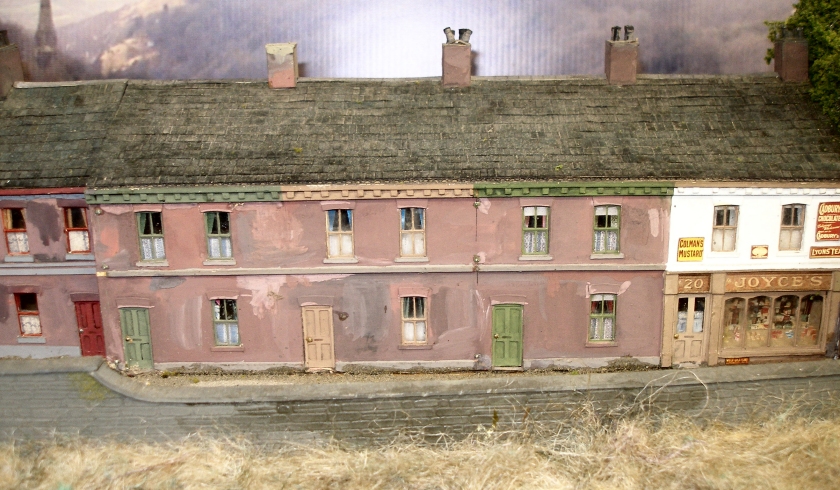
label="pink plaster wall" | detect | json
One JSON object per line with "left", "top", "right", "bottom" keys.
{"left": 0, "top": 197, "right": 90, "bottom": 260}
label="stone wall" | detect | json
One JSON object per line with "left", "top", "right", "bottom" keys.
{"left": 1, "top": 358, "right": 839, "bottom": 445}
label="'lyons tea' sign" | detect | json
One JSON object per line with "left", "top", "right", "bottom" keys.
{"left": 816, "top": 202, "right": 840, "bottom": 241}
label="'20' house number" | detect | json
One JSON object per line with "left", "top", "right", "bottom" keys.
{"left": 677, "top": 276, "right": 710, "bottom": 293}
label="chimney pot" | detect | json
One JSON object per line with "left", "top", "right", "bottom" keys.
{"left": 444, "top": 27, "right": 456, "bottom": 44}
{"left": 265, "top": 43, "right": 298, "bottom": 89}
{"left": 442, "top": 28, "right": 472, "bottom": 87}
{"left": 605, "top": 26, "right": 639, "bottom": 85}
{"left": 774, "top": 31, "right": 808, "bottom": 82}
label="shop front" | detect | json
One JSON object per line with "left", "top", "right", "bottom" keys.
{"left": 663, "top": 271, "right": 839, "bottom": 366}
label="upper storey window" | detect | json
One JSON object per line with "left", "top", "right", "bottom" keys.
{"left": 593, "top": 206, "right": 620, "bottom": 254}
{"left": 522, "top": 206, "right": 549, "bottom": 255}
{"left": 2, "top": 208, "right": 29, "bottom": 255}
{"left": 64, "top": 207, "right": 90, "bottom": 253}
{"left": 326, "top": 209, "right": 353, "bottom": 259}
{"left": 205, "top": 211, "right": 232, "bottom": 259}
{"left": 712, "top": 205, "right": 738, "bottom": 252}
{"left": 400, "top": 207, "right": 426, "bottom": 257}
{"left": 779, "top": 204, "right": 805, "bottom": 251}
{"left": 137, "top": 211, "right": 166, "bottom": 261}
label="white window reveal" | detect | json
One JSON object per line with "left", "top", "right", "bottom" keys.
{"left": 779, "top": 204, "right": 805, "bottom": 251}
{"left": 213, "top": 299, "right": 240, "bottom": 346}
{"left": 522, "top": 206, "right": 549, "bottom": 255}
{"left": 326, "top": 209, "right": 354, "bottom": 258}
{"left": 137, "top": 211, "right": 165, "bottom": 260}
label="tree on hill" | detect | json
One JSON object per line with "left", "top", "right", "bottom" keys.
{"left": 768, "top": 0, "right": 840, "bottom": 131}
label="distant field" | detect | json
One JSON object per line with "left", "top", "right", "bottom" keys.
{"left": 3, "top": 401, "right": 839, "bottom": 489}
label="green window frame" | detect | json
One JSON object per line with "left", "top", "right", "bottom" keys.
{"left": 401, "top": 296, "right": 428, "bottom": 344}
{"left": 205, "top": 211, "right": 232, "bottom": 259}
{"left": 593, "top": 205, "right": 620, "bottom": 254}
{"left": 589, "top": 294, "right": 616, "bottom": 342}
{"left": 213, "top": 299, "right": 240, "bottom": 346}
{"left": 522, "top": 206, "right": 549, "bottom": 255}
{"left": 137, "top": 211, "right": 165, "bottom": 260}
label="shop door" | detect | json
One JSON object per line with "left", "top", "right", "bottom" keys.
{"left": 302, "top": 306, "right": 335, "bottom": 370}
{"left": 492, "top": 304, "right": 523, "bottom": 368}
{"left": 75, "top": 301, "right": 105, "bottom": 357}
{"left": 119, "top": 308, "right": 153, "bottom": 370}
{"left": 672, "top": 296, "right": 707, "bottom": 364}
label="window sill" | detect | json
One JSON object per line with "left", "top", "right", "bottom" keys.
{"left": 589, "top": 253, "right": 624, "bottom": 260}
{"left": 211, "top": 345, "right": 245, "bottom": 352}
{"left": 398, "top": 344, "right": 433, "bottom": 350}
{"left": 136, "top": 260, "right": 169, "bottom": 267}
{"left": 17, "top": 336, "right": 45, "bottom": 344}
{"left": 66, "top": 253, "right": 94, "bottom": 261}
{"left": 394, "top": 257, "right": 429, "bottom": 263}
{"left": 203, "top": 259, "right": 236, "bottom": 266}
{"left": 323, "top": 257, "right": 358, "bottom": 264}
{"left": 585, "top": 341, "right": 617, "bottom": 348}
{"left": 519, "top": 255, "right": 553, "bottom": 261}
{"left": 4, "top": 255, "right": 33, "bottom": 263}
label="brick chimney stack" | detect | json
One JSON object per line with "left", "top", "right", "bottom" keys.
{"left": 605, "top": 25, "right": 638, "bottom": 85}
{"left": 774, "top": 27, "right": 809, "bottom": 82}
{"left": 265, "top": 43, "right": 298, "bottom": 89}
{"left": 0, "top": 31, "right": 25, "bottom": 99}
{"left": 442, "top": 27, "right": 472, "bottom": 88}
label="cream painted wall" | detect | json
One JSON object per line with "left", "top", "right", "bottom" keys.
{"left": 668, "top": 187, "right": 840, "bottom": 272}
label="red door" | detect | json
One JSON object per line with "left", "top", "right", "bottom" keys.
{"left": 75, "top": 301, "right": 106, "bottom": 357}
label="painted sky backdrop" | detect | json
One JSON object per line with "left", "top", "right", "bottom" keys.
{"left": 0, "top": 0, "right": 795, "bottom": 80}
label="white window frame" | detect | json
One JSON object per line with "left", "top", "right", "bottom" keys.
{"left": 137, "top": 211, "right": 166, "bottom": 261}
{"left": 712, "top": 205, "right": 738, "bottom": 252}
{"left": 326, "top": 209, "right": 354, "bottom": 259}
{"left": 401, "top": 296, "right": 428, "bottom": 345}
{"left": 779, "top": 204, "right": 805, "bottom": 251}
{"left": 400, "top": 207, "right": 426, "bottom": 258}
{"left": 205, "top": 211, "right": 233, "bottom": 259}
{"left": 212, "top": 298, "right": 240, "bottom": 346}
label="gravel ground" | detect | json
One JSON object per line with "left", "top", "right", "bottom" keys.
{"left": 124, "top": 361, "right": 660, "bottom": 387}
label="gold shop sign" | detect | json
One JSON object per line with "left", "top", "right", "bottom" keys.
{"left": 810, "top": 246, "right": 840, "bottom": 259}
{"left": 677, "top": 274, "right": 711, "bottom": 293}
{"left": 816, "top": 202, "right": 840, "bottom": 241}
{"left": 725, "top": 272, "right": 832, "bottom": 292}
{"left": 725, "top": 357, "right": 750, "bottom": 365}
{"left": 676, "top": 237, "right": 704, "bottom": 262}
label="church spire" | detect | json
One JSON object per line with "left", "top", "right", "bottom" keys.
{"left": 35, "top": 0, "right": 58, "bottom": 68}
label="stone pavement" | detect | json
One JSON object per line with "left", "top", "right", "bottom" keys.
{"left": 1, "top": 357, "right": 839, "bottom": 445}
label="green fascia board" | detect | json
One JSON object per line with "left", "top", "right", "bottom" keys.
{"left": 474, "top": 181, "right": 675, "bottom": 198}
{"left": 86, "top": 186, "right": 284, "bottom": 205}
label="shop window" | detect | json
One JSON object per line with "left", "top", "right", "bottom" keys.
{"left": 401, "top": 296, "right": 427, "bottom": 344}
{"left": 593, "top": 206, "right": 619, "bottom": 254}
{"left": 205, "top": 211, "right": 232, "bottom": 259}
{"left": 779, "top": 204, "right": 805, "bottom": 251}
{"left": 212, "top": 299, "right": 239, "bottom": 346}
{"left": 400, "top": 207, "right": 426, "bottom": 257}
{"left": 15, "top": 293, "right": 41, "bottom": 336}
{"left": 326, "top": 209, "right": 353, "bottom": 258}
{"left": 712, "top": 205, "right": 738, "bottom": 252}
{"left": 2, "top": 208, "right": 29, "bottom": 255}
{"left": 722, "top": 293, "right": 823, "bottom": 350}
{"left": 136, "top": 212, "right": 165, "bottom": 261}
{"left": 64, "top": 207, "right": 90, "bottom": 253}
{"left": 589, "top": 294, "right": 616, "bottom": 341}
{"left": 522, "top": 206, "right": 549, "bottom": 255}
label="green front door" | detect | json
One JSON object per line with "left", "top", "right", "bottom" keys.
{"left": 119, "top": 308, "right": 153, "bottom": 370}
{"left": 492, "top": 304, "right": 523, "bottom": 367}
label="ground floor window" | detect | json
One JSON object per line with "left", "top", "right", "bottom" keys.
{"left": 722, "top": 293, "right": 823, "bottom": 350}
{"left": 401, "top": 296, "right": 427, "bottom": 344}
{"left": 212, "top": 299, "right": 239, "bottom": 346}
{"left": 589, "top": 294, "right": 616, "bottom": 342}
{"left": 15, "top": 293, "right": 41, "bottom": 336}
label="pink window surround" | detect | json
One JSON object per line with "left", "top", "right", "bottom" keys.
{"left": 320, "top": 201, "right": 355, "bottom": 211}
{"left": 132, "top": 204, "right": 163, "bottom": 213}
{"left": 205, "top": 290, "right": 240, "bottom": 300}
{"left": 398, "top": 286, "right": 431, "bottom": 298}
{"left": 198, "top": 203, "right": 234, "bottom": 212}
{"left": 396, "top": 199, "right": 429, "bottom": 209}
{"left": 518, "top": 197, "right": 553, "bottom": 207}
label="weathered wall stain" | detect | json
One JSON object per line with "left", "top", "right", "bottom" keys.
{"left": 27, "top": 201, "right": 61, "bottom": 249}
{"left": 150, "top": 277, "right": 186, "bottom": 291}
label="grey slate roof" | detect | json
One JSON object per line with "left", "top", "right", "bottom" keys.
{"left": 0, "top": 80, "right": 127, "bottom": 189}
{"left": 3, "top": 75, "right": 840, "bottom": 189}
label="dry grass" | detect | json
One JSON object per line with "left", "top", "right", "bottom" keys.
{"left": 2, "top": 408, "right": 839, "bottom": 490}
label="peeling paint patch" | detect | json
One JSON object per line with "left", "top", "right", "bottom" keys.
{"left": 100, "top": 205, "right": 132, "bottom": 215}
{"left": 478, "top": 198, "right": 491, "bottom": 214}
{"left": 648, "top": 209, "right": 660, "bottom": 238}
{"left": 292, "top": 274, "right": 350, "bottom": 285}
{"left": 236, "top": 276, "right": 286, "bottom": 319}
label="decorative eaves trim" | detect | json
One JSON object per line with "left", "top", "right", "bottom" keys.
{"left": 474, "top": 181, "right": 675, "bottom": 198}
{"left": 86, "top": 186, "right": 284, "bottom": 205}
{"left": 280, "top": 183, "right": 474, "bottom": 201}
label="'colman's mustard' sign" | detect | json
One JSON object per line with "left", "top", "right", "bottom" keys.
{"left": 677, "top": 237, "right": 704, "bottom": 261}
{"left": 816, "top": 202, "right": 840, "bottom": 241}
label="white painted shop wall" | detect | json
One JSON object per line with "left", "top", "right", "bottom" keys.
{"left": 668, "top": 187, "right": 840, "bottom": 272}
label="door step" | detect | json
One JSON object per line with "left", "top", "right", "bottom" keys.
{"left": 491, "top": 366, "right": 524, "bottom": 372}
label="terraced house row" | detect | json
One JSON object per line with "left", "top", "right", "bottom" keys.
{"left": 1, "top": 29, "right": 839, "bottom": 371}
